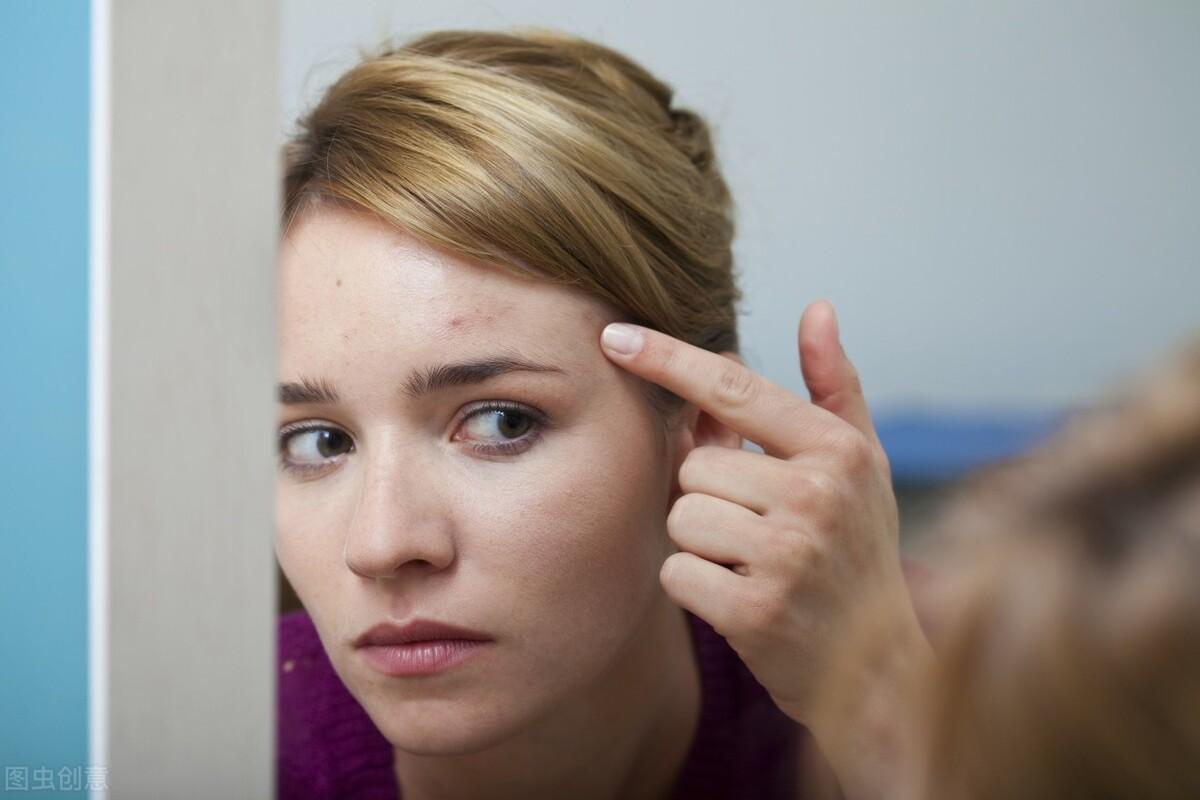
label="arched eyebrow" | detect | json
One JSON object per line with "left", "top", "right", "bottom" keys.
{"left": 278, "top": 356, "right": 568, "bottom": 406}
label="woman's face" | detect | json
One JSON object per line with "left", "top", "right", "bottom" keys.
{"left": 276, "top": 205, "right": 686, "bottom": 753}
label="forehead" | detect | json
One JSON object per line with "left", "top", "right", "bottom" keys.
{"left": 279, "top": 207, "right": 611, "bottom": 362}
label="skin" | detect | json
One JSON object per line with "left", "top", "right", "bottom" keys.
{"left": 277, "top": 203, "right": 928, "bottom": 799}
{"left": 277, "top": 205, "right": 715, "bottom": 799}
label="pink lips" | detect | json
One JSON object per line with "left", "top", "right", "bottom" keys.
{"left": 354, "top": 619, "right": 493, "bottom": 677}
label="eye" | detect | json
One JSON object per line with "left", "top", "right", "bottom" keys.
{"left": 278, "top": 424, "right": 354, "bottom": 476}
{"left": 456, "top": 401, "right": 546, "bottom": 457}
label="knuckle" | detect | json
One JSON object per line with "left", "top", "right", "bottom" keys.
{"left": 660, "top": 551, "right": 687, "bottom": 587}
{"left": 666, "top": 493, "right": 697, "bottom": 534}
{"left": 680, "top": 445, "right": 728, "bottom": 491}
{"left": 797, "top": 535, "right": 827, "bottom": 571}
{"left": 677, "top": 447, "right": 710, "bottom": 489}
{"left": 655, "top": 341, "right": 685, "bottom": 381}
{"left": 659, "top": 554, "right": 675, "bottom": 586}
{"left": 822, "top": 424, "right": 857, "bottom": 451}
{"left": 711, "top": 363, "right": 760, "bottom": 410}
{"left": 830, "top": 427, "right": 872, "bottom": 472}
{"left": 784, "top": 470, "right": 838, "bottom": 513}
{"left": 802, "top": 469, "right": 839, "bottom": 497}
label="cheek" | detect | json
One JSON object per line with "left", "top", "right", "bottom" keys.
{"left": 465, "top": 430, "right": 670, "bottom": 632}
{"left": 274, "top": 485, "right": 348, "bottom": 612}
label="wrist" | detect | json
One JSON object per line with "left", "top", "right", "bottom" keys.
{"left": 806, "top": 596, "right": 933, "bottom": 799}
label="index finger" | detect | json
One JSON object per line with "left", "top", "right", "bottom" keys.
{"left": 599, "top": 322, "right": 841, "bottom": 459}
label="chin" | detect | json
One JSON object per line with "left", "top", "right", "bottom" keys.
{"left": 367, "top": 697, "right": 532, "bottom": 756}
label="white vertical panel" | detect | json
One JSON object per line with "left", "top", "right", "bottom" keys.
{"left": 105, "top": 1, "right": 278, "bottom": 796}
{"left": 90, "top": 0, "right": 111, "bottom": 794}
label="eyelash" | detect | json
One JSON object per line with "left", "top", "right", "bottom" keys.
{"left": 276, "top": 401, "right": 547, "bottom": 477}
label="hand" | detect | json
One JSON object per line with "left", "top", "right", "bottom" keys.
{"left": 599, "top": 300, "right": 925, "bottom": 733}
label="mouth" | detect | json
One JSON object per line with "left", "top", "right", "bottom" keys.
{"left": 357, "top": 639, "right": 492, "bottom": 677}
{"left": 353, "top": 618, "right": 494, "bottom": 677}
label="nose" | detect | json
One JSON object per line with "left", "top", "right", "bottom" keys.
{"left": 342, "top": 445, "right": 456, "bottom": 580}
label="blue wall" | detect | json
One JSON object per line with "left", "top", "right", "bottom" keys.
{"left": 0, "top": 0, "right": 90, "bottom": 793}
{"left": 877, "top": 411, "right": 1066, "bottom": 486}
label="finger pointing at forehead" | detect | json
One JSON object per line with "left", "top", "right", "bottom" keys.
{"left": 599, "top": 322, "right": 840, "bottom": 460}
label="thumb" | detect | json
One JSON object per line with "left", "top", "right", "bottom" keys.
{"left": 798, "top": 300, "right": 881, "bottom": 449}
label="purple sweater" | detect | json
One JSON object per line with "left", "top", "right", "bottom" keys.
{"left": 277, "top": 609, "right": 807, "bottom": 799}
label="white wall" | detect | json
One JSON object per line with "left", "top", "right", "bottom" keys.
{"left": 281, "top": 0, "right": 1199, "bottom": 414}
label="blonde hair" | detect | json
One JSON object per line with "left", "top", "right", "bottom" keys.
{"left": 816, "top": 339, "right": 1200, "bottom": 799}
{"left": 282, "top": 27, "right": 742, "bottom": 419}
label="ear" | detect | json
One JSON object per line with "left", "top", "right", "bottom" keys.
{"left": 665, "top": 351, "right": 745, "bottom": 509}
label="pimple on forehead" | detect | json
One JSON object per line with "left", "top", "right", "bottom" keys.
{"left": 443, "top": 314, "right": 492, "bottom": 333}
{"left": 434, "top": 303, "right": 508, "bottom": 336}
{"left": 438, "top": 313, "right": 494, "bottom": 340}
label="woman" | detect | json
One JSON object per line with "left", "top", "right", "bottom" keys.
{"left": 275, "top": 27, "right": 926, "bottom": 799}
{"left": 813, "top": 340, "right": 1200, "bottom": 799}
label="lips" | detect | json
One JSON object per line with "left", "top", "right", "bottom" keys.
{"left": 353, "top": 618, "right": 493, "bottom": 648}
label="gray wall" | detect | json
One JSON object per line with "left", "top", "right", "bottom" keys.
{"left": 282, "top": 0, "right": 1199, "bottom": 414}
{"left": 105, "top": 1, "right": 278, "bottom": 796}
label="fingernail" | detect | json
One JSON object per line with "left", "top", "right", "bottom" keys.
{"left": 602, "top": 323, "right": 643, "bottom": 355}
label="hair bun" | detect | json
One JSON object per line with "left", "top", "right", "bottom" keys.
{"left": 667, "top": 106, "right": 715, "bottom": 173}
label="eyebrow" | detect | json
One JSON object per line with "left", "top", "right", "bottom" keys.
{"left": 278, "top": 355, "right": 568, "bottom": 405}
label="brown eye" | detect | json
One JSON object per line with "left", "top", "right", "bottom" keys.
{"left": 456, "top": 402, "right": 547, "bottom": 457}
{"left": 280, "top": 426, "right": 354, "bottom": 472}
{"left": 462, "top": 409, "right": 532, "bottom": 441}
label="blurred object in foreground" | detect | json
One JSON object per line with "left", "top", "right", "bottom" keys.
{"left": 817, "top": 336, "right": 1200, "bottom": 800}
{"left": 883, "top": 410, "right": 1069, "bottom": 550}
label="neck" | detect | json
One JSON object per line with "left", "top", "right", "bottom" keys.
{"left": 393, "top": 599, "right": 702, "bottom": 800}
